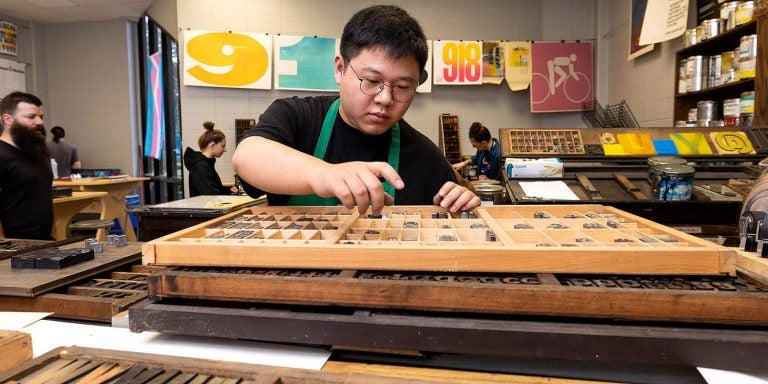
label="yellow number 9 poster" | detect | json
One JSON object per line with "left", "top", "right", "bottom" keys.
{"left": 183, "top": 29, "right": 272, "bottom": 89}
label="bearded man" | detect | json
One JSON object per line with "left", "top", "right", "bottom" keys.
{"left": 0, "top": 91, "right": 54, "bottom": 240}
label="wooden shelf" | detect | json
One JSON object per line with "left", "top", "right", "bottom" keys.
{"left": 673, "top": 14, "right": 765, "bottom": 124}
{"left": 438, "top": 114, "right": 461, "bottom": 164}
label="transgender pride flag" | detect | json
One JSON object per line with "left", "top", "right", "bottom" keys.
{"left": 144, "top": 51, "right": 165, "bottom": 159}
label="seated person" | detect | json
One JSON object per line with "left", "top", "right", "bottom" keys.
{"left": 184, "top": 121, "right": 239, "bottom": 197}
{"left": 232, "top": 5, "right": 480, "bottom": 215}
{"left": 452, "top": 122, "right": 501, "bottom": 180}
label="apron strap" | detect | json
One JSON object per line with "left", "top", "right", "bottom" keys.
{"left": 288, "top": 98, "right": 400, "bottom": 206}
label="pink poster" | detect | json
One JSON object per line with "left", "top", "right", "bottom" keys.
{"left": 530, "top": 41, "right": 593, "bottom": 113}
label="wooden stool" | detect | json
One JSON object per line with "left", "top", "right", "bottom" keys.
{"left": 68, "top": 219, "right": 114, "bottom": 239}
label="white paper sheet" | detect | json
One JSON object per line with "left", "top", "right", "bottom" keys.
{"left": 0, "top": 311, "right": 51, "bottom": 330}
{"left": 519, "top": 181, "right": 580, "bottom": 200}
{"left": 22, "top": 319, "right": 330, "bottom": 370}
{"left": 699, "top": 367, "right": 768, "bottom": 384}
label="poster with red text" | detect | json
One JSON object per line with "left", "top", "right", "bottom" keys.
{"left": 530, "top": 41, "right": 593, "bottom": 113}
{"left": 432, "top": 40, "right": 483, "bottom": 85}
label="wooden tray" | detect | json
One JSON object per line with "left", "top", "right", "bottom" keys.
{"left": 147, "top": 266, "right": 768, "bottom": 326}
{"left": 0, "top": 265, "right": 159, "bottom": 322}
{"left": 127, "top": 298, "right": 768, "bottom": 375}
{"left": 0, "top": 346, "right": 444, "bottom": 384}
{"left": 0, "top": 243, "right": 142, "bottom": 297}
{"left": 142, "top": 205, "right": 735, "bottom": 275}
{"left": 0, "top": 330, "right": 32, "bottom": 372}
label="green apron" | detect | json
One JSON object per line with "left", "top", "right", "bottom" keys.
{"left": 287, "top": 98, "right": 400, "bottom": 206}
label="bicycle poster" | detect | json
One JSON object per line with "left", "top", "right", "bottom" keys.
{"left": 530, "top": 41, "right": 593, "bottom": 113}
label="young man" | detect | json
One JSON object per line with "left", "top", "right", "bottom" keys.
{"left": 233, "top": 5, "right": 480, "bottom": 215}
{"left": 0, "top": 91, "right": 54, "bottom": 240}
{"left": 452, "top": 122, "right": 502, "bottom": 180}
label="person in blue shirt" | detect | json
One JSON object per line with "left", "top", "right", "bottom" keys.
{"left": 452, "top": 122, "right": 501, "bottom": 180}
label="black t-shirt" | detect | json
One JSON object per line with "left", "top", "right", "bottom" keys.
{"left": 243, "top": 96, "right": 456, "bottom": 206}
{"left": 0, "top": 140, "right": 54, "bottom": 240}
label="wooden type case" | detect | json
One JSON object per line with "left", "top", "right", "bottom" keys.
{"left": 142, "top": 205, "right": 735, "bottom": 275}
{"left": 0, "top": 346, "right": 448, "bottom": 384}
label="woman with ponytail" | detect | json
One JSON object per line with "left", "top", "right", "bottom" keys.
{"left": 183, "top": 121, "right": 238, "bottom": 196}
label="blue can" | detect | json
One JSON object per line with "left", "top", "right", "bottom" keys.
{"left": 653, "top": 164, "right": 695, "bottom": 201}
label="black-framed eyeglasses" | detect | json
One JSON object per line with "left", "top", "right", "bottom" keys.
{"left": 346, "top": 62, "right": 417, "bottom": 103}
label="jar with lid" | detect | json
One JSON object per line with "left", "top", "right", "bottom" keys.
{"left": 647, "top": 156, "right": 687, "bottom": 185}
{"left": 651, "top": 165, "right": 696, "bottom": 201}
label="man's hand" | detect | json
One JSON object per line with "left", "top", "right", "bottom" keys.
{"left": 433, "top": 182, "right": 481, "bottom": 213}
{"left": 310, "top": 161, "right": 404, "bottom": 215}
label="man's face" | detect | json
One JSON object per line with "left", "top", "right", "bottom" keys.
{"left": 3, "top": 102, "right": 46, "bottom": 140}
{"left": 3, "top": 102, "right": 48, "bottom": 163}
{"left": 334, "top": 48, "right": 420, "bottom": 135}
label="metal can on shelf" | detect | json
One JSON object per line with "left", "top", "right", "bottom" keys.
{"left": 683, "top": 28, "right": 698, "bottom": 47}
{"left": 652, "top": 164, "right": 695, "bottom": 201}
{"left": 740, "top": 91, "right": 755, "bottom": 114}
{"left": 735, "top": 1, "right": 755, "bottom": 25}
{"left": 701, "top": 19, "right": 723, "bottom": 40}
{"left": 738, "top": 34, "right": 758, "bottom": 79}
{"left": 697, "top": 100, "right": 718, "bottom": 122}
{"left": 741, "top": 114, "right": 755, "bottom": 126}
{"left": 720, "top": 1, "right": 741, "bottom": 29}
{"left": 723, "top": 98, "right": 742, "bottom": 126}
{"left": 708, "top": 54, "right": 722, "bottom": 87}
{"left": 688, "top": 108, "right": 699, "bottom": 122}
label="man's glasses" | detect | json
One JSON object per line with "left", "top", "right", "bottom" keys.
{"left": 346, "top": 62, "right": 417, "bottom": 102}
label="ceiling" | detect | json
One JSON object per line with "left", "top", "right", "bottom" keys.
{"left": 0, "top": 0, "right": 154, "bottom": 24}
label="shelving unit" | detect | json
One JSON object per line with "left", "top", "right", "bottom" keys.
{"left": 438, "top": 114, "right": 462, "bottom": 164}
{"left": 674, "top": 12, "right": 766, "bottom": 125}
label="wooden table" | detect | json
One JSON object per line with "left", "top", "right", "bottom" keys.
{"left": 53, "top": 177, "right": 148, "bottom": 241}
{"left": 52, "top": 191, "right": 107, "bottom": 240}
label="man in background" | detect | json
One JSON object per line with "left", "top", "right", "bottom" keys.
{"left": 0, "top": 91, "right": 54, "bottom": 240}
{"left": 48, "top": 126, "right": 81, "bottom": 178}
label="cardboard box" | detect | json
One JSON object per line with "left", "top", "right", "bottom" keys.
{"left": 505, "top": 158, "right": 563, "bottom": 178}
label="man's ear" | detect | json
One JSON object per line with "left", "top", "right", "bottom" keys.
{"left": 334, "top": 55, "right": 345, "bottom": 84}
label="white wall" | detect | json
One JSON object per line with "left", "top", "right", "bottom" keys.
{"left": 598, "top": 0, "right": 682, "bottom": 127}
{"left": 44, "top": 20, "right": 136, "bottom": 175}
{"left": 175, "top": 0, "right": 601, "bottom": 188}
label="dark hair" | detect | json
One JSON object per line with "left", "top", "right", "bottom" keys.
{"left": 0, "top": 91, "right": 42, "bottom": 115}
{"left": 468, "top": 122, "right": 491, "bottom": 142}
{"left": 198, "top": 121, "right": 226, "bottom": 150}
{"left": 340, "top": 5, "right": 428, "bottom": 82}
{"left": 0, "top": 92, "right": 43, "bottom": 134}
{"left": 51, "top": 126, "right": 65, "bottom": 143}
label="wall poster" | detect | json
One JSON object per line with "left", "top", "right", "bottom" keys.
{"left": 432, "top": 40, "right": 483, "bottom": 85}
{"left": 629, "top": 0, "right": 655, "bottom": 60}
{"left": 0, "top": 21, "right": 17, "bottom": 56}
{"left": 530, "top": 41, "right": 593, "bottom": 113}
{"left": 183, "top": 29, "right": 272, "bottom": 89}
{"left": 274, "top": 35, "right": 338, "bottom": 92}
{"left": 0, "top": 57, "right": 26, "bottom": 96}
